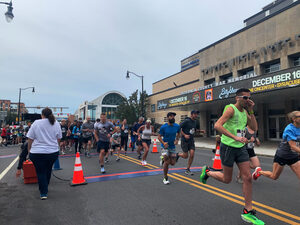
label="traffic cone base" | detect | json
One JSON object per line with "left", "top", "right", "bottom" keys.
{"left": 70, "top": 152, "right": 88, "bottom": 186}
{"left": 151, "top": 139, "right": 159, "bottom": 153}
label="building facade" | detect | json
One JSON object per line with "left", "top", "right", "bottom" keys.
{"left": 0, "top": 99, "right": 27, "bottom": 124}
{"left": 148, "top": 0, "right": 300, "bottom": 141}
{"left": 74, "top": 91, "right": 126, "bottom": 121}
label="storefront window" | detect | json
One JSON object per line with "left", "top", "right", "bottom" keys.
{"left": 204, "top": 78, "right": 216, "bottom": 86}
{"left": 264, "top": 62, "right": 280, "bottom": 74}
{"left": 294, "top": 57, "right": 300, "bottom": 66}
{"left": 151, "top": 104, "right": 155, "bottom": 112}
{"left": 102, "top": 107, "right": 117, "bottom": 120}
{"left": 219, "top": 73, "right": 233, "bottom": 83}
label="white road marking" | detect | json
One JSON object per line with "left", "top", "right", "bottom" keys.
{"left": 0, "top": 156, "right": 19, "bottom": 181}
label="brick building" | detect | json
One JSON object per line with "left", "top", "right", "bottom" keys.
{"left": 148, "top": 0, "right": 300, "bottom": 142}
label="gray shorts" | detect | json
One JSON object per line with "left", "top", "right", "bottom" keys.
{"left": 161, "top": 148, "right": 176, "bottom": 157}
{"left": 220, "top": 143, "right": 249, "bottom": 167}
{"left": 180, "top": 139, "right": 195, "bottom": 152}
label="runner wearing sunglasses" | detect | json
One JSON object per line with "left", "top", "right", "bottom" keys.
{"left": 200, "top": 88, "right": 264, "bottom": 225}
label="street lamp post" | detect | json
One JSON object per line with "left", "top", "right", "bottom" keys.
{"left": 126, "top": 71, "right": 144, "bottom": 117}
{"left": 18, "top": 87, "right": 35, "bottom": 125}
{"left": 0, "top": 1, "right": 14, "bottom": 22}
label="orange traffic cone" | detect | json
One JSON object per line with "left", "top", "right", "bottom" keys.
{"left": 151, "top": 139, "right": 159, "bottom": 153}
{"left": 212, "top": 144, "right": 222, "bottom": 171}
{"left": 70, "top": 152, "right": 87, "bottom": 186}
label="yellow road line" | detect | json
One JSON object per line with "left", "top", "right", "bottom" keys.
{"left": 120, "top": 154, "right": 300, "bottom": 224}
{"left": 173, "top": 173, "right": 300, "bottom": 222}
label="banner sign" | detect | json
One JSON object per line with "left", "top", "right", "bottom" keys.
{"left": 157, "top": 67, "right": 300, "bottom": 110}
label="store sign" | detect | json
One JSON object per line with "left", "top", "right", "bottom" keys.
{"left": 181, "top": 55, "right": 200, "bottom": 71}
{"left": 157, "top": 67, "right": 300, "bottom": 110}
{"left": 201, "top": 33, "right": 300, "bottom": 75}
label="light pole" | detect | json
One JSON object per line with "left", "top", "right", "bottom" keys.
{"left": 0, "top": 1, "right": 14, "bottom": 22}
{"left": 18, "top": 87, "right": 35, "bottom": 125}
{"left": 126, "top": 70, "right": 144, "bottom": 117}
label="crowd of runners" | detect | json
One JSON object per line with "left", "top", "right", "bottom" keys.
{"left": 4, "top": 87, "right": 299, "bottom": 225}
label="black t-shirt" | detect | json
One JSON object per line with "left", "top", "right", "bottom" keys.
{"left": 61, "top": 124, "right": 68, "bottom": 137}
{"left": 180, "top": 117, "right": 197, "bottom": 141}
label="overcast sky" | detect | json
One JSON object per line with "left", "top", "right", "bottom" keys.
{"left": 0, "top": 0, "right": 271, "bottom": 113}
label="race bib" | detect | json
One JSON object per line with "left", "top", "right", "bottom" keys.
{"left": 189, "top": 128, "right": 195, "bottom": 135}
{"left": 124, "top": 129, "right": 128, "bottom": 133}
{"left": 247, "top": 142, "right": 254, "bottom": 149}
{"left": 237, "top": 129, "right": 246, "bottom": 138}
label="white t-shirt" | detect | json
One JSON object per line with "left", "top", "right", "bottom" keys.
{"left": 27, "top": 119, "right": 62, "bottom": 154}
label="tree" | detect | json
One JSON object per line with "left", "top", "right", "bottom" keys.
{"left": 5, "top": 111, "right": 18, "bottom": 125}
{"left": 116, "top": 90, "right": 149, "bottom": 125}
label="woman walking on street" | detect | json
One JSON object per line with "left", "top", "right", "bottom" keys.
{"left": 254, "top": 111, "right": 300, "bottom": 180}
{"left": 27, "top": 108, "right": 62, "bottom": 200}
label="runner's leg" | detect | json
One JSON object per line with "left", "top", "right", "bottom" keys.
{"left": 237, "top": 161, "right": 252, "bottom": 211}
{"left": 259, "top": 163, "right": 284, "bottom": 180}
{"left": 289, "top": 161, "right": 300, "bottom": 179}
{"left": 142, "top": 142, "right": 149, "bottom": 162}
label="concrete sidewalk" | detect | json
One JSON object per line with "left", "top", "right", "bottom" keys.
{"left": 151, "top": 136, "right": 278, "bottom": 157}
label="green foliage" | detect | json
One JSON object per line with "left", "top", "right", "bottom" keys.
{"left": 116, "top": 90, "right": 149, "bottom": 125}
{"left": 5, "top": 111, "right": 18, "bottom": 124}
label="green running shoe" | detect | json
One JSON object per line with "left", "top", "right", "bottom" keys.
{"left": 241, "top": 208, "right": 265, "bottom": 225}
{"left": 199, "top": 165, "right": 209, "bottom": 184}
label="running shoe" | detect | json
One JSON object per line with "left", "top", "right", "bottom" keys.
{"left": 236, "top": 175, "right": 243, "bottom": 184}
{"left": 116, "top": 157, "right": 120, "bottom": 161}
{"left": 101, "top": 167, "right": 106, "bottom": 173}
{"left": 199, "top": 165, "right": 210, "bottom": 184}
{"left": 185, "top": 169, "right": 194, "bottom": 176}
{"left": 86, "top": 152, "right": 91, "bottom": 158}
{"left": 61, "top": 150, "right": 66, "bottom": 155}
{"left": 252, "top": 167, "right": 262, "bottom": 180}
{"left": 175, "top": 152, "right": 180, "bottom": 162}
{"left": 241, "top": 208, "right": 265, "bottom": 225}
{"left": 163, "top": 177, "right": 170, "bottom": 185}
{"left": 105, "top": 158, "right": 109, "bottom": 163}
{"left": 159, "top": 155, "right": 164, "bottom": 167}
{"left": 40, "top": 194, "right": 48, "bottom": 200}
{"left": 143, "top": 161, "right": 147, "bottom": 166}
{"left": 138, "top": 154, "right": 142, "bottom": 160}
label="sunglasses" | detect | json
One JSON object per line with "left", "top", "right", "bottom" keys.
{"left": 237, "top": 96, "right": 251, "bottom": 100}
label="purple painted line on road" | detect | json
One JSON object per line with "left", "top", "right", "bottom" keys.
{"left": 0, "top": 154, "right": 17, "bottom": 159}
{"left": 85, "top": 167, "right": 202, "bottom": 183}
{"left": 59, "top": 151, "right": 139, "bottom": 158}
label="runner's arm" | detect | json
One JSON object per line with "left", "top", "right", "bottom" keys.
{"left": 27, "top": 138, "right": 33, "bottom": 154}
{"left": 246, "top": 99, "right": 258, "bottom": 131}
{"left": 94, "top": 129, "right": 99, "bottom": 142}
{"left": 288, "top": 140, "right": 300, "bottom": 153}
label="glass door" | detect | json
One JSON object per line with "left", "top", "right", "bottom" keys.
{"left": 268, "top": 115, "right": 287, "bottom": 140}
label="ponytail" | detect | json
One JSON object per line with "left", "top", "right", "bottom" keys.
{"left": 42, "top": 107, "right": 56, "bottom": 125}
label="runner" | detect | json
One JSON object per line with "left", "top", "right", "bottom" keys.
{"left": 199, "top": 88, "right": 264, "bottom": 225}
{"left": 255, "top": 111, "right": 300, "bottom": 181}
{"left": 17, "top": 125, "right": 24, "bottom": 144}
{"left": 177, "top": 110, "right": 199, "bottom": 175}
{"left": 111, "top": 126, "right": 121, "bottom": 161}
{"left": 94, "top": 113, "right": 114, "bottom": 173}
{"left": 137, "top": 119, "right": 155, "bottom": 166}
{"left": 121, "top": 119, "right": 129, "bottom": 155}
{"left": 236, "top": 125, "right": 261, "bottom": 183}
{"left": 133, "top": 117, "right": 145, "bottom": 159}
{"left": 68, "top": 120, "right": 76, "bottom": 150}
{"left": 60, "top": 119, "right": 68, "bottom": 155}
{"left": 81, "top": 117, "right": 94, "bottom": 158}
{"left": 72, "top": 121, "right": 81, "bottom": 153}
{"left": 158, "top": 112, "right": 180, "bottom": 184}
{"left": 1, "top": 125, "right": 8, "bottom": 146}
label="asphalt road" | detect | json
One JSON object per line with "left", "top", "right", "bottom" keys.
{"left": 0, "top": 144, "right": 299, "bottom": 225}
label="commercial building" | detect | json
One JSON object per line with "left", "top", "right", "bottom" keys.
{"left": 0, "top": 99, "right": 27, "bottom": 124}
{"left": 148, "top": 0, "right": 300, "bottom": 141}
{"left": 74, "top": 91, "right": 126, "bottom": 121}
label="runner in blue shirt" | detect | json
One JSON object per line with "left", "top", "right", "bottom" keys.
{"left": 256, "top": 111, "right": 300, "bottom": 180}
{"left": 158, "top": 112, "right": 180, "bottom": 185}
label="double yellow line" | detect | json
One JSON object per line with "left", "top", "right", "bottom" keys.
{"left": 118, "top": 154, "right": 300, "bottom": 225}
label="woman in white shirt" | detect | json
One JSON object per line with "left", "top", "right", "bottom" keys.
{"left": 27, "top": 108, "right": 62, "bottom": 200}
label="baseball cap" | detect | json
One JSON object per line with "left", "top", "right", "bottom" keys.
{"left": 191, "top": 110, "right": 200, "bottom": 114}
{"left": 167, "top": 112, "right": 176, "bottom": 117}
{"left": 146, "top": 119, "right": 151, "bottom": 123}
